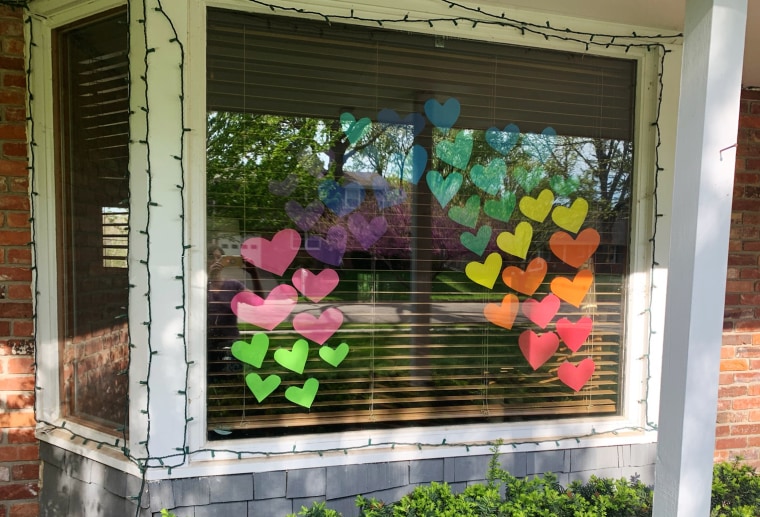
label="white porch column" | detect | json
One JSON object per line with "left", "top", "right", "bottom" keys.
{"left": 653, "top": 0, "right": 747, "bottom": 516}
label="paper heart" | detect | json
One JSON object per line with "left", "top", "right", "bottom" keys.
{"left": 448, "top": 195, "right": 481, "bottom": 229}
{"left": 376, "top": 108, "right": 426, "bottom": 137}
{"left": 501, "top": 257, "right": 547, "bottom": 296}
{"left": 305, "top": 226, "right": 347, "bottom": 267}
{"left": 348, "top": 213, "right": 387, "bottom": 249}
{"left": 372, "top": 175, "right": 407, "bottom": 209}
{"left": 285, "top": 200, "right": 324, "bottom": 231}
{"left": 245, "top": 373, "right": 281, "bottom": 403}
{"left": 231, "top": 333, "right": 269, "bottom": 368}
{"left": 424, "top": 97, "right": 460, "bottom": 129}
{"left": 550, "top": 269, "right": 594, "bottom": 307}
{"left": 465, "top": 252, "right": 502, "bottom": 289}
{"left": 521, "top": 293, "right": 561, "bottom": 329}
{"left": 519, "top": 330, "right": 560, "bottom": 370}
{"left": 496, "top": 221, "right": 533, "bottom": 259}
{"left": 241, "top": 229, "right": 301, "bottom": 276}
{"left": 318, "top": 180, "right": 366, "bottom": 217}
{"left": 470, "top": 158, "right": 507, "bottom": 195}
{"left": 549, "top": 228, "right": 600, "bottom": 268}
{"left": 524, "top": 127, "right": 557, "bottom": 164}
{"left": 513, "top": 165, "right": 544, "bottom": 193}
{"left": 402, "top": 144, "right": 428, "bottom": 185}
{"left": 319, "top": 342, "right": 350, "bottom": 367}
{"left": 293, "top": 307, "right": 344, "bottom": 345}
{"left": 460, "top": 225, "right": 492, "bottom": 256}
{"left": 549, "top": 175, "right": 579, "bottom": 196}
{"left": 292, "top": 268, "right": 339, "bottom": 303}
{"left": 285, "top": 378, "right": 319, "bottom": 408}
{"left": 268, "top": 174, "right": 297, "bottom": 196}
{"left": 483, "top": 192, "right": 516, "bottom": 222}
{"left": 436, "top": 131, "right": 473, "bottom": 170}
{"left": 483, "top": 294, "right": 519, "bottom": 329}
{"left": 558, "top": 358, "right": 595, "bottom": 391}
{"left": 551, "top": 198, "right": 588, "bottom": 233}
{"left": 519, "top": 189, "right": 554, "bottom": 223}
{"left": 231, "top": 285, "right": 298, "bottom": 331}
{"left": 485, "top": 124, "right": 520, "bottom": 155}
{"left": 340, "top": 112, "right": 371, "bottom": 145}
{"left": 274, "top": 338, "right": 309, "bottom": 374}
{"left": 556, "top": 316, "right": 593, "bottom": 352}
{"left": 427, "top": 170, "right": 463, "bottom": 209}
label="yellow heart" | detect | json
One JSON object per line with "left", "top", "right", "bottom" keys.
{"left": 496, "top": 222, "right": 533, "bottom": 259}
{"left": 519, "top": 189, "right": 554, "bottom": 222}
{"left": 551, "top": 198, "right": 588, "bottom": 233}
{"left": 465, "top": 252, "right": 503, "bottom": 289}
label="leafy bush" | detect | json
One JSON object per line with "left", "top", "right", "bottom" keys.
{"left": 711, "top": 458, "right": 760, "bottom": 517}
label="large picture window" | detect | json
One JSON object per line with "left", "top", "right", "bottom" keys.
{"left": 205, "top": 9, "right": 635, "bottom": 438}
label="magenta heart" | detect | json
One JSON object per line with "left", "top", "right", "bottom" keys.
{"left": 285, "top": 200, "right": 324, "bottom": 231}
{"left": 293, "top": 307, "right": 344, "bottom": 345}
{"left": 518, "top": 330, "right": 559, "bottom": 370}
{"left": 348, "top": 213, "right": 387, "bottom": 249}
{"left": 305, "top": 226, "right": 346, "bottom": 267}
{"left": 231, "top": 285, "right": 298, "bottom": 331}
{"left": 555, "top": 316, "right": 593, "bottom": 352}
{"left": 241, "top": 229, "right": 301, "bottom": 276}
{"left": 292, "top": 268, "right": 340, "bottom": 303}
{"left": 521, "top": 293, "right": 561, "bottom": 329}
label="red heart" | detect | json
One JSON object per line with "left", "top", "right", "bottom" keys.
{"left": 518, "top": 330, "right": 559, "bottom": 370}
{"left": 521, "top": 293, "right": 560, "bottom": 329}
{"left": 241, "top": 229, "right": 301, "bottom": 276}
{"left": 557, "top": 358, "right": 595, "bottom": 391}
{"left": 555, "top": 316, "right": 593, "bottom": 352}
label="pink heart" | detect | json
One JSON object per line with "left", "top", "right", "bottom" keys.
{"left": 521, "top": 293, "right": 560, "bottom": 329}
{"left": 293, "top": 307, "right": 344, "bottom": 345}
{"left": 558, "top": 358, "right": 596, "bottom": 392}
{"left": 556, "top": 316, "right": 593, "bottom": 352}
{"left": 241, "top": 229, "right": 301, "bottom": 276}
{"left": 231, "top": 285, "right": 298, "bottom": 331}
{"left": 292, "top": 268, "right": 340, "bottom": 303}
{"left": 518, "top": 330, "right": 559, "bottom": 370}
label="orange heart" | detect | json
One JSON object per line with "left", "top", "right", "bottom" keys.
{"left": 550, "top": 269, "right": 593, "bottom": 307}
{"left": 483, "top": 294, "right": 519, "bottom": 329}
{"left": 502, "top": 257, "right": 547, "bottom": 296}
{"left": 549, "top": 228, "right": 600, "bottom": 268}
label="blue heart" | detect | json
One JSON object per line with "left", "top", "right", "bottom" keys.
{"left": 424, "top": 98, "right": 460, "bottom": 129}
{"left": 377, "top": 109, "right": 426, "bottom": 137}
{"left": 402, "top": 144, "right": 427, "bottom": 185}
{"left": 485, "top": 124, "right": 520, "bottom": 155}
{"left": 318, "top": 180, "right": 365, "bottom": 217}
{"left": 524, "top": 127, "right": 557, "bottom": 164}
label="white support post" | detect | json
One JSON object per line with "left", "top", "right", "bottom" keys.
{"left": 653, "top": 0, "right": 747, "bottom": 516}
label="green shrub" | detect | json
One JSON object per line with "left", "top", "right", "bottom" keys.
{"left": 711, "top": 458, "right": 760, "bottom": 517}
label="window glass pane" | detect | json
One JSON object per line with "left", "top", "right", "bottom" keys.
{"left": 206, "top": 9, "right": 634, "bottom": 438}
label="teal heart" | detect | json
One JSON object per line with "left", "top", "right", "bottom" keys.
{"left": 427, "top": 170, "right": 463, "bottom": 209}
{"left": 483, "top": 192, "right": 517, "bottom": 222}
{"left": 513, "top": 165, "right": 544, "bottom": 193}
{"left": 524, "top": 127, "right": 557, "bottom": 164}
{"left": 274, "top": 339, "right": 309, "bottom": 374}
{"left": 460, "top": 225, "right": 492, "bottom": 256}
{"left": 231, "top": 333, "right": 269, "bottom": 368}
{"left": 319, "top": 342, "right": 349, "bottom": 367}
{"left": 285, "top": 378, "right": 319, "bottom": 408}
{"left": 245, "top": 373, "right": 281, "bottom": 403}
{"left": 436, "top": 131, "right": 473, "bottom": 170}
{"left": 549, "top": 175, "right": 579, "bottom": 196}
{"left": 448, "top": 195, "right": 480, "bottom": 229}
{"left": 340, "top": 112, "right": 371, "bottom": 145}
{"left": 485, "top": 124, "right": 520, "bottom": 155}
{"left": 470, "top": 158, "right": 506, "bottom": 195}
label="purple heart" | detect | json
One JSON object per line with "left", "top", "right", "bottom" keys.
{"left": 268, "top": 174, "right": 298, "bottom": 196}
{"left": 377, "top": 108, "right": 426, "bottom": 137}
{"left": 318, "top": 180, "right": 365, "bottom": 217}
{"left": 305, "top": 226, "right": 347, "bottom": 267}
{"left": 348, "top": 213, "right": 388, "bottom": 249}
{"left": 372, "top": 175, "right": 406, "bottom": 209}
{"left": 285, "top": 200, "right": 324, "bottom": 231}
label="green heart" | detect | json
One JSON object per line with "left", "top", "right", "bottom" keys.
{"left": 470, "top": 158, "right": 506, "bottom": 195}
{"left": 340, "top": 112, "right": 371, "bottom": 145}
{"left": 436, "top": 131, "right": 473, "bottom": 170}
{"left": 513, "top": 165, "right": 544, "bottom": 193}
{"left": 483, "top": 192, "right": 516, "bottom": 222}
{"left": 427, "top": 170, "right": 463, "bottom": 209}
{"left": 448, "top": 195, "right": 480, "bottom": 229}
{"left": 285, "top": 378, "right": 319, "bottom": 408}
{"left": 549, "top": 175, "right": 579, "bottom": 196}
{"left": 319, "top": 342, "right": 350, "bottom": 367}
{"left": 231, "top": 333, "right": 269, "bottom": 368}
{"left": 274, "top": 339, "right": 309, "bottom": 374}
{"left": 460, "top": 225, "right": 492, "bottom": 256}
{"left": 245, "top": 373, "right": 281, "bottom": 403}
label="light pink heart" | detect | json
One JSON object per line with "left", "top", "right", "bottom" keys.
{"left": 521, "top": 293, "right": 561, "bottom": 329}
{"left": 231, "top": 285, "right": 298, "bottom": 331}
{"left": 292, "top": 268, "right": 340, "bottom": 303}
{"left": 555, "top": 316, "right": 593, "bottom": 352}
{"left": 240, "top": 229, "right": 301, "bottom": 276}
{"left": 558, "top": 358, "right": 596, "bottom": 392}
{"left": 293, "top": 307, "right": 344, "bottom": 345}
{"left": 518, "top": 330, "right": 559, "bottom": 370}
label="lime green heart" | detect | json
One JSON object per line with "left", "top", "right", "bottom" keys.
{"left": 231, "top": 333, "right": 269, "bottom": 368}
{"left": 427, "top": 170, "right": 463, "bottom": 209}
{"left": 483, "top": 192, "right": 516, "bottom": 222}
{"left": 319, "top": 342, "right": 349, "bottom": 367}
{"left": 513, "top": 165, "right": 544, "bottom": 193}
{"left": 340, "top": 112, "right": 371, "bottom": 145}
{"left": 465, "top": 252, "right": 503, "bottom": 289}
{"left": 460, "top": 225, "right": 492, "bottom": 256}
{"left": 551, "top": 197, "right": 588, "bottom": 233}
{"left": 436, "top": 131, "right": 473, "bottom": 170}
{"left": 496, "top": 221, "right": 533, "bottom": 259}
{"left": 519, "top": 189, "right": 555, "bottom": 223}
{"left": 274, "top": 339, "right": 309, "bottom": 374}
{"left": 285, "top": 378, "right": 319, "bottom": 408}
{"left": 470, "top": 158, "right": 506, "bottom": 195}
{"left": 549, "top": 175, "right": 579, "bottom": 196}
{"left": 448, "top": 195, "right": 480, "bottom": 229}
{"left": 245, "top": 373, "right": 281, "bottom": 403}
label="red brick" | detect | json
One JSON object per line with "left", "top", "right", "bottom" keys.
{"left": 0, "top": 267, "right": 31, "bottom": 281}
{"left": 716, "top": 424, "right": 731, "bottom": 437}
{"left": 5, "top": 357, "right": 32, "bottom": 374}
{"left": 731, "top": 423, "right": 760, "bottom": 435}
{"left": 0, "top": 124, "right": 24, "bottom": 140}
{"left": 719, "top": 372, "right": 736, "bottom": 385}
{"left": 0, "top": 231, "right": 29, "bottom": 246}
{"left": 7, "top": 429, "right": 35, "bottom": 444}
{"left": 9, "top": 177, "right": 27, "bottom": 192}
{"left": 9, "top": 502, "right": 38, "bottom": 517}
{"left": 733, "top": 397, "right": 760, "bottom": 410}
{"left": 10, "top": 321, "right": 32, "bottom": 337}
{"left": 3, "top": 106, "right": 24, "bottom": 122}
{"left": 2, "top": 73, "right": 23, "bottom": 89}
{"left": 2, "top": 38, "right": 23, "bottom": 56}
{"left": 6, "top": 248, "right": 30, "bottom": 265}
{"left": 10, "top": 464, "right": 37, "bottom": 481}
{"left": 0, "top": 445, "right": 37, "bottom": 462}
{"left": 2, "top": 142, "right": 25, "bottom": 157}
{"left": 0, "top": 483, "right": 38, "bottom": 501}
{"left": 0, "top": 303, "right": 31, "bottom": 318}
{"left": 0, "top": 377, "right": 33, "bottom": 391}
{"left": 5, "top": 285, "right": 30, "bottom": 301}
{"left": 721, "top": 346, "right": 735, "bottom": 359}
{"left": 720, "top": 385, "right": 748, "bottom": 397}
{"left": 726, "top": 280, "right": 755, "bottom": 293}
{"left": 716, "top": 436, "right": 749, "bottom": 449}
{"left": 4, "top": 394, "right": 33, "bottom": 410}
{"left": 0, "top": 160, "right": 26, "bottom": 176}
{"left": 721, "top": 358, "right": 750, "bottom": 371}
{"left": 717, "top": 410, "right": 747, "bottom": 424}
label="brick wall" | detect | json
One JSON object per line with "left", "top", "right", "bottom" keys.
{"left": 0, "top": 5, "right": 38, "bottom": 517}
